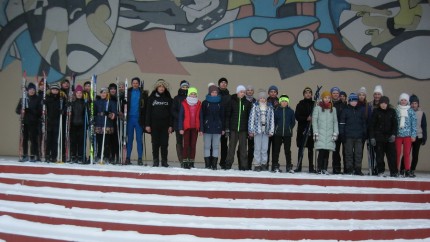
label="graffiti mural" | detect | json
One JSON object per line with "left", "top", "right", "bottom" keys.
{"left": 0, "top": 0, "right": 429, "bottom": 82}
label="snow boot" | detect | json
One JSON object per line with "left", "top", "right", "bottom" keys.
{"left": 153, "top": 159, "right": 160, "bottom": 167}
{"left": 204, "top": 157, "right": 211, "bottom": 169}
{"left": 211, "top": 157, "right": 218, "bottom": 170}
{"left": 161, "top": 160, "right": 169, "bottom": 167}
{"left": 138, "top": 158, "right": 143, "bottom": 166}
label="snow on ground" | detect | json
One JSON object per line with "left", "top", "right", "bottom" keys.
{"left": 1, "top": 157, "right": 430, "bottom": 241}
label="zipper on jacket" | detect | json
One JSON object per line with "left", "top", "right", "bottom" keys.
{"left": 238, "top": 98, "right": 242, "bottom": 132}
{"left": 282, "top": 108, "right": 285, "bottom": 136}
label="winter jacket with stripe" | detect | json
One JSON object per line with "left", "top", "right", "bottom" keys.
{"left": 273, "top": 105, "right": 295, "bottom": 137}
{"left": 248, "top": 102, "right": 275, "bottom": 135}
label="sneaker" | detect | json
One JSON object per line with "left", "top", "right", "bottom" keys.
{"left": 254, "top": 165, "right": 262, "bottom": 172}
{"left": 138, "top": 159, "right": 143, "bottom": 166}
{"left": 261, "top": 164, "right": 268, "bottom": 171}
{"left": 377, "top": 172, "right": 385, "bottom": 177}
{"left": 390, "top": 172, "right": 399, "bottom": 178}
{"left": 20, "top": 156, "right": 28, "bottom": 162}
{"left": 29, "top": 156, "right": 36, "bottom": 162}
{"left": 309, "top": 168, "right": 316, "bottom": 173}
{"left": 321, "top": 170, "right": 330, "bottom": 175}
{"left": 161, "top": 160, "right": 169, "bottom": 167}
{"left": 272, "top": 167, "right": 282, "bottom": 173}
{"left": 125, "top": 158, "right": 131, "bottom": 165}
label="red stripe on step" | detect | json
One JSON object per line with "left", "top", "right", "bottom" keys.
{"left": 1, "top": 193, "right": 429, "bottom": 220}
{"left": 2, "top": 212, "right": 430, "bottom": 240}
{"left": 0, "top": 232, "right": 66, "bottom": 242}
{"left": 1, "top": 177, "right": 429, "bottom": 203}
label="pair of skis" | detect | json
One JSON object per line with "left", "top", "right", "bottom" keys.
{"left": 18, "top": 72, "right": 28, "bottom": 161}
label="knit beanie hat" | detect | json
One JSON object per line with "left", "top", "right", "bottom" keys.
{"left": 27, "top": 82, "right": 36, "bottom": 91}
{"left": 303, "top": 87, "right": 312, "bottom": 95}
{"left": 236, "top": 85, "right": 246, "bottom": 94}
{"left": 109, "top": 83, "right": 117, "bottom": 90}
{"left": 373, "top": 85, "right": 383, "bottom": 95}
{"left": 84, "top": 81, "right": 91, "bottom": 87}
{"left": 321, "top": 91, "right": 331, "bottom": 99}
{"left": 340, "top": 91, "right": 347, "bottom": 97}
{"left": 180, "top": 80, "right": 189, "bottom": 88}
{"left": 50, "top": 83, "right": 60, "bottom": 90}
{"left": 330, "top": 86, "right": 340, "bottom": 93}
{"left": 75, "top": 85, "right": 83, "bottom": 93}
{"left": 409, "top": 94, "right": 419, "bottom": 104}
{"left": 187, "top": 87, "right": 198, "bottom": 96}
{"left": 399, "top": 93, "right": 410, "bottom": 103}
{"left": 218, "top": 77, "right": 228, "bottom": 85}
{"left": 358, "top": 87, "right": 367, "bottom": 95}
{"left": 246, "top": 85, "right": 254, "bottom": 91}
{"left": 379, "top": 96, "right": 390, "bottom": 105}
{"left": 154, "top": 79, "right": 169, "bottom": 90}
{"left": 208, "top": 85, "right": 218, "bottom": 94}
{"left": 208, "top": 82, "right": 215, "bottom": 87}
{"left": 279, "top": 94, "right": 290, "bottom": 103}
{"left": 61, "top": 79, "right": 70, "bottom": 84}
{"left": 100, "top": 87, "right": 108, "bottom": 93}
{"left": 268, "top": 85, "right": 278, "bottom": 93}
{"left": 257, "top": 89, "right": 267, "bottom": 99}
{"left": 348, "top": 93, "right": 358, "bottom": 102}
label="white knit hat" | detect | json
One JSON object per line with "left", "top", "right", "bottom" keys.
{"left": 236, "top": 85, "right": 246, "bottom": 94}
{"left": 373, "top": 85, "right": 383, "bottom": 95}
{"left": 358, "top": 87, "right": 367, "bottom": 95}
{"left": 399, "top": 93, "right": 410, "bottom": 103}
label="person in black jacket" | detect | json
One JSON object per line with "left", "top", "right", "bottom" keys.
{"left": 218, "top": 77, "right": 230, "bottom": 169}
{"left": 145, "top": 79, "right": 173, "bottom": 167}
{"left": 44, "top": 83, "right": 66, "bottom": 163}
{"left": 339, "top": 93, "right": 367, "bottom": 175}
{"left": 70, "top": 85, "right": 87, "bottom": 163}
{"left": 331, "top": 86, "right": 347, "bottom": 174}
{"left": 16, "top": 82, "right": 42, "bottom": 162}
{"left": 172, "top": 80, "right": 190, "bottom": 167}
{"left": 225, "top": 85, "right": 252, "bottom": 170}
{"left": 369, "top": 96, "right": 398, "bottom": 177}
{"left": 126, "top": 77, "right": 148, "bottom": 165}
{"left": 294, "top": 87, "right": 315, "bottom": 173}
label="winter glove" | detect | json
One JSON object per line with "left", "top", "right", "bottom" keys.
{"left": 332, "top": 134, "right": 338, "bottom": 141}
{"left": 388, "top": 135, "right": 396, "bottom": 143}
{"left": 313, "top": 133, "right": 319, "bottom": 141}
{"left": 370, "top": 138, "right": 376, "bottom": 147}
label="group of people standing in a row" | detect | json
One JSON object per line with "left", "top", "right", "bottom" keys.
{"left": 17, "top": 77, "right": 426, "bottom": 177}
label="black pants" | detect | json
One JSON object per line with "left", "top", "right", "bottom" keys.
{"left": 110, "top": 124, "right": 119, "bottom": 161}
{"left": 266, "top": 136, "right": 274, "bottom": 166}
{"left": 401, "top": 138, "right": 423, "bottom": 171}
{"left": 151, "top": 124, "right": 169, "bottom": 161}
{"left": 375, "top": 141, "right": 397, "bottom": 175}
{"left": 70, "top": 124, "right": 84, "bottom": 159}
{"left": 237, "top": 137, "right": 254, "bottom": 170}
{"left": 219, "top": 134, "right": 228, "bottom": 167}
{"left": 317, "top": 149, "right": 330, "bottom": 171}
{"left": 272, "top": 136, "right": 292, "bottom": 169}
{"left": 96, "top": 133, "right": 111, "bottom": 159}
{"left": 22, "top": 123, "right": 39, "bottom": 158}
{"left": 46, "top": 124, "right": 59, "bottom": 161}
{"left": 332, "top": 139, "right": 344, "bottom": 173}
{"left": 226, "top": 131, "right": 248, "bottom": 170}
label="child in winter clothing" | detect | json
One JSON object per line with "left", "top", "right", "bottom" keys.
{"left": 201, "top": 85, "right": 224, "bottom": 170}
{"left": 172, "top": 80, "right": 190, "bottom": 166}
{"left": 225, "top": 85, "right": 252, "bottom": 170}
{"left": 312, "top": 91, "right": 338, "bottom": 175}
{"left": 70, "top": 85, "right": 87, "bottom": 163}
{"left": 331, "top": 86, "right": 346, "bottom": 174}
{"left": 145, "top": 79, "right": 173, "bottom": 167}
{"left": 369, "top": 96, "right": 398, "bottom": 177}
{"left": 409, "top": 94, "right": 427, "bottom": 176}
{"left": 248, "top": 90, "right": 275, "bottom": 172}
{"left": 339, "top": 93, "right": 367, "bottom": 175}
{"left": 395, "top": 93, "right": 417, "bottom": 177}
{"left": 16, "top": 82, "right": 42, "bottom": 162}
{"left": 44, "top": 83, "right": 66, "bottom": 163}
{"left": 94, "top": 88, "right": 117, "bottom": 163}
{"left": 178, "top": 87, "right": 202, "bottom": 169}
{"left": 266, "top": 85, "right": 279, "bottom": 168}
{"left": 272, "top": 95, "right": 296, "bottom": 172}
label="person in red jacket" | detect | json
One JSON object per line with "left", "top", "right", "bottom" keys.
{"left": 178, "top": 87, "right": 202, "bottom": 169}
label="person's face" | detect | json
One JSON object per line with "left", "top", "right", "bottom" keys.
{"left": 411, "top": 102, "right": 419, "bottom": 111}
{"left": 118, "top": 84, "right": 125, "bottom": 93}
{"left": 303, "top": 90, "right": 312, "bottom": 99}
{"left": 340, "top": 95, "right": 347, "bottom": 102}
{"left": 132, "top": 80, "right": 139, "bottom": 89}
{"left": 358, "top": 93, "right": 366, "bottom": 102}
{"left": 323, "top": 96, "right": 331, "bottom": 103}
{"left": 84, "top": 84, "right": 91, "bottom": 92}
{"left": 280, "top": 101, "right": 288, "bottom": 107}
{"left": 181, "top": 85, "right": 189, "bottom": 91}
{"left": 331, "top": 91, "right": 339, "bottom": 100}
{"left": 246, "top": 89, "right": 254, "bottom": 97}
{"left": 259, "top": 97, "right": 266, "bottom": 104}
{"left": 76, "top": 91, "right": 83, "bottom": 99}
{"left": 219, "top": 81, "right": 227, "bottom": 90}
{"left": 101, "top": 92, "right": 107, "bottom": 99}
{"left": 62, "top": 82, "right": 70, "bottom": 89}
{"left": 400, "top": 99, "right": 408, "bottom": 106}
{"left": 210, "top": 90, "right": 218, "bottom": 97}
{"left": 350, "top": 100, "right": 358, "bottom": 107}
{"left": 157, "top": 85, "right": 165, "bottom": 93}
{"left": 39, "top": 81, "right": 44, "bottom": 90}
{"left": 237, "top": 90, "right": 245, "bottom": 98}
{"left": 109, "top": 88, "right": 117, "bottom": 96}
{"left": 28, "top": 88, "right": 36, "bottom": 96}
{"left": 51, "top": 88, "right": 59, "bottom": 94}
{"left": 374, "top": 92, "right": 382, "bottom": 101}
{"left": 380, "top": 103, "right": 387, "bottom": 110}
{"left": 268, "top": 90, "right": 277, "bottom": 98}
{"left": 189, "top": 93, "right": 197, "bottom": 98}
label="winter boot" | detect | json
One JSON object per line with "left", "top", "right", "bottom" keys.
{"left": 204, "top": 157, "right": 211, "bottom": 169}
{"left": 176, "top": 143, "right": 183, "bottom": 163}
{"left": 211, "top": 157, "right": 218, "bottom": 170}
{"left": 138, "top": 158, "right": 143, "bottom": 166}
{"left": 161, "top": 160, "right": 169, "bottom": 167}
{"left": 153, "top": 159, "right": 160, "bottom": 167}
{"left": 183, "top": 159, "right": 191, "bottom": 169}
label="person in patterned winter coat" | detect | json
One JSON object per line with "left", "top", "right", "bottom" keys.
{"left": 395, "top": 93, "right": 417, "bottom": 177}
{"left": 408, "top": 94, "right": 427, "bottom": 177}
{"left": 248, "top": 90, "right": 274, "bottom": 172}
{"left": 272, "top": 95, "right": 296, "bottom": 173}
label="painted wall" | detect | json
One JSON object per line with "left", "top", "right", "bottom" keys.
{"left": 1, "top": 0, "right": 429, "bottom": 170}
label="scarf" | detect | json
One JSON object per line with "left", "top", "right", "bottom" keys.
{"left": 205, "top": 95, "right": 221, "bottom": 103}
{"left": 397, "top": 105, "right": 410, "bottom": 128}
{"left": 319, "top": 101, "right": 332, "bottom": 111}
{"left": 186, "top": 96, "right": 198, "bottom": 106}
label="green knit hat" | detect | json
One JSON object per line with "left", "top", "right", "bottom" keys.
{"left": 187, "top": 87, "right": 198, "bottom": 96}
